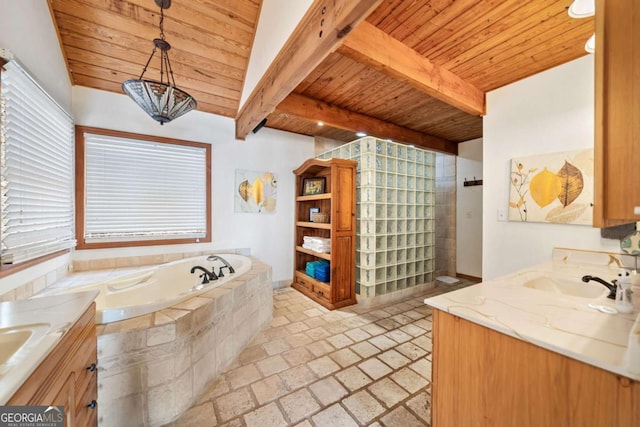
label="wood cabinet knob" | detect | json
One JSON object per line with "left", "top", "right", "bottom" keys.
{"left": 88, "top": 400, "right": 97, "bottom": 409}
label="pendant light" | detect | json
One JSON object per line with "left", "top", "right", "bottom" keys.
{"left": 122, "top": 0, "right": 196, "bottom": 124}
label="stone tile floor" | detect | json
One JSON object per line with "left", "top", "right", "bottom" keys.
{"left": 169, "top": 279, "right": 476, "bottom": 427}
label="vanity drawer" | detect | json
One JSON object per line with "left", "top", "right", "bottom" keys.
{"left": 313, "top": 281, "right": 331, "bottom": 303}
{"left": 74, "top": 338, "right": 97, "bottom": 417}
{"left": 295, "top": 272, "right": 313, "bottom": 291}
{"left": 75, "top": 376, "right": 97, "bottom": 427}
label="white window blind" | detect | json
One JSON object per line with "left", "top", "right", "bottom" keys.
{"left": 0, "top": 60, "right": 75, "bottom": 265}
{"left": 82, "top": 132, "right": 207, "bottom": 243}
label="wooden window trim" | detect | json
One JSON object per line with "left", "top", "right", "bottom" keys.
{"left": 0, "top": 250, "right": 70, "bottom": 279}
{"left": 75, "top": 126, "right": 212, "bottom": 250}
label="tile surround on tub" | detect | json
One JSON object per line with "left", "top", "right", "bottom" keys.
{"left": 96, "top": 258, "right": 273, "bottom": 427}
{"left": 0, "top": 248, "right": 253, "bottom": 303}
{"left": 72, "top": 247, "right": 252, "bottom": 272}
{"left": 0, "top": 262, "right": 71, "bottom": 302}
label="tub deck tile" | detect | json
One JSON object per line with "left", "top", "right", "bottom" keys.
{"left": 152, "top": 311, "right": 174, "bottom": 326}
{"left": 103, "top": 313, "right": 153, "bottom": 334}
{"left": 173, "top": 296, "right": 213, "bottom": 311}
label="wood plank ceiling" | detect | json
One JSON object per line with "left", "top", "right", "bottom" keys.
{"left": 48, "top": 0, "right": 261, "bottom": 118}
{"left": 48, "top": 0, "right": 594, "bottom": 154}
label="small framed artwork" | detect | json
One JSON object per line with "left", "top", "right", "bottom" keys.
{"left": 309, "top": 207, "right": 320, "bottom": 221}
{"left": 302, "top": 177, "right": 326, "bottom": 196}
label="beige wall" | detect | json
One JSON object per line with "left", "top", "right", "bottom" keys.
{"left": 456, "top": 139, "right": 483, "bottom": 278}
{"left": 483, "top": 55, "right": 618, "bottom": 280}
{"left": 314, "top": 136, "right": 344, "bottom": 156}
{"left": 435, "top": 153, "right": 456, "bottom": 276}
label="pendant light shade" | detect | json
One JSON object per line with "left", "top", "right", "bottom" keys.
{"left": 122, "top": 0, "right": 196, "bottom": 124}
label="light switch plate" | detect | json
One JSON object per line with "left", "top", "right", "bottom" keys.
{"left": 497, "top": 208, "right": 507, "bottom": 221}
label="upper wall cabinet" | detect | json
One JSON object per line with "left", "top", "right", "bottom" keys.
{"left": 594, "top": 0, "right": 640, "bottom": 227}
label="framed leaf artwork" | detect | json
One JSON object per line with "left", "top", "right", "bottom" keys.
{"left": 234, "top": 169, "right": 278, "bottom": 213}
{"left": 508, "top": 149, "right": 593, "bottom": 225}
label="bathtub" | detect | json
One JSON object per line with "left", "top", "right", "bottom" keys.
{"left": 50, "top": 254, "right": 252, "bottom": 324}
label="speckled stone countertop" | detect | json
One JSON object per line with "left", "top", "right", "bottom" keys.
{"left": 0, "top": 291, "right": 98, "bottom": 404}
{"left": 425, "top": 248, "right": 640, "bottom": 381}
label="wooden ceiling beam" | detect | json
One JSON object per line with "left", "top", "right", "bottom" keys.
{"left": 276, "top": 93, "right": 458, "bottom": 155}
{"left": 337, "top": 21, "right": 485, "bottom": 116}
{"left": 235, "top": 0, "right": 384, "bottom": 140}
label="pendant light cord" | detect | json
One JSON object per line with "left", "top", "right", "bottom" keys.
{"left": 159, "top": 5, "right": 178, "bottom": 87}
{"left": 138, "top": 46, "right": 156, "bottom": 80}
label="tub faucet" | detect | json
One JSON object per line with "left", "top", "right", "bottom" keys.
{"left": 206, "top": 255, "right": 235, "bottom": 275}
{"left": 581, "top": 275, "right": 617, "bottom": 299}
{"left": 217, "top": 265, "right": 233, "bottom": 277}
{"left": 190, "top": 266, "right": 217, "bottom": 284}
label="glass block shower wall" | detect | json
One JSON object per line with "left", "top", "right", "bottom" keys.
{"left": 317, "top": 137, "right": 436, "bottom": 298}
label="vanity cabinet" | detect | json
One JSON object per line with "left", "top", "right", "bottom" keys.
{"left": 431, "top": 309, "right": 640, "bottom": 426}
{"left": 8, "top": 303, "right": 98, "bottom": 426}
{"left": 594, "top": 0, "right": 640, "bottom": 226}
{"left": 292, "top": 158, "right": 357, "bottom": 310}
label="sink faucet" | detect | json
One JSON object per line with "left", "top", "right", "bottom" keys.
{"left": 581, "top": 275, "right": 617, "bottom": 299}
{"left": 190, "top": 265, "right": 217, "bottom": 284}
{"left": 206, "top": 255, "right": 235, "bottom": 276}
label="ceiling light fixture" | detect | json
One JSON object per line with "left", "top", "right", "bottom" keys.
{"left": 567, "top": 0, "right": 596, "bottom": 54}
{"left": 585, "top": 34, "right": 595, "bottom": 53}
{"left": 317, "top": 121, "right": 324, "bottom": 126}
{"left": 568, "top": 0, "right": 595, "bottom": 18}
{"left": 122, "top": 0, "right": 196, "bottom": 125}
{"left": 356, "top": 132, "right": 367, "bottom": 137}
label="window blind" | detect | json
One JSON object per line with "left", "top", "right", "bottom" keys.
{"left": 0, "top": 60, "right": 76, "bottom": 264}
{"left": 82, "top": 132, "right": 207, "bottom": 243}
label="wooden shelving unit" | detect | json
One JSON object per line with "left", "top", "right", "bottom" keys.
{"left": 292, "top": 158, "right": 357, "bottom": 310}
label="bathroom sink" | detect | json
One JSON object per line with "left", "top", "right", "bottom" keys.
{"left": 523, "top": 275, "right": 608, "bottom": 299}
{"left": 0, "top": 323, "right": 51, "bottom": 366}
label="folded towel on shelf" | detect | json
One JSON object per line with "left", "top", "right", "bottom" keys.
{"left": 302, "top": 236, "right": 331, "bottom": 254}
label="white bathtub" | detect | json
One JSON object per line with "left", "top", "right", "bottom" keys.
{"left": 49, "top": 254, "right": 252, "bottom": 324}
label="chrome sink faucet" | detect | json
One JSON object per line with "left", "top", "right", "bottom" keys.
{"left": 581, "top": 275, "right": 617, "bottom": 299}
